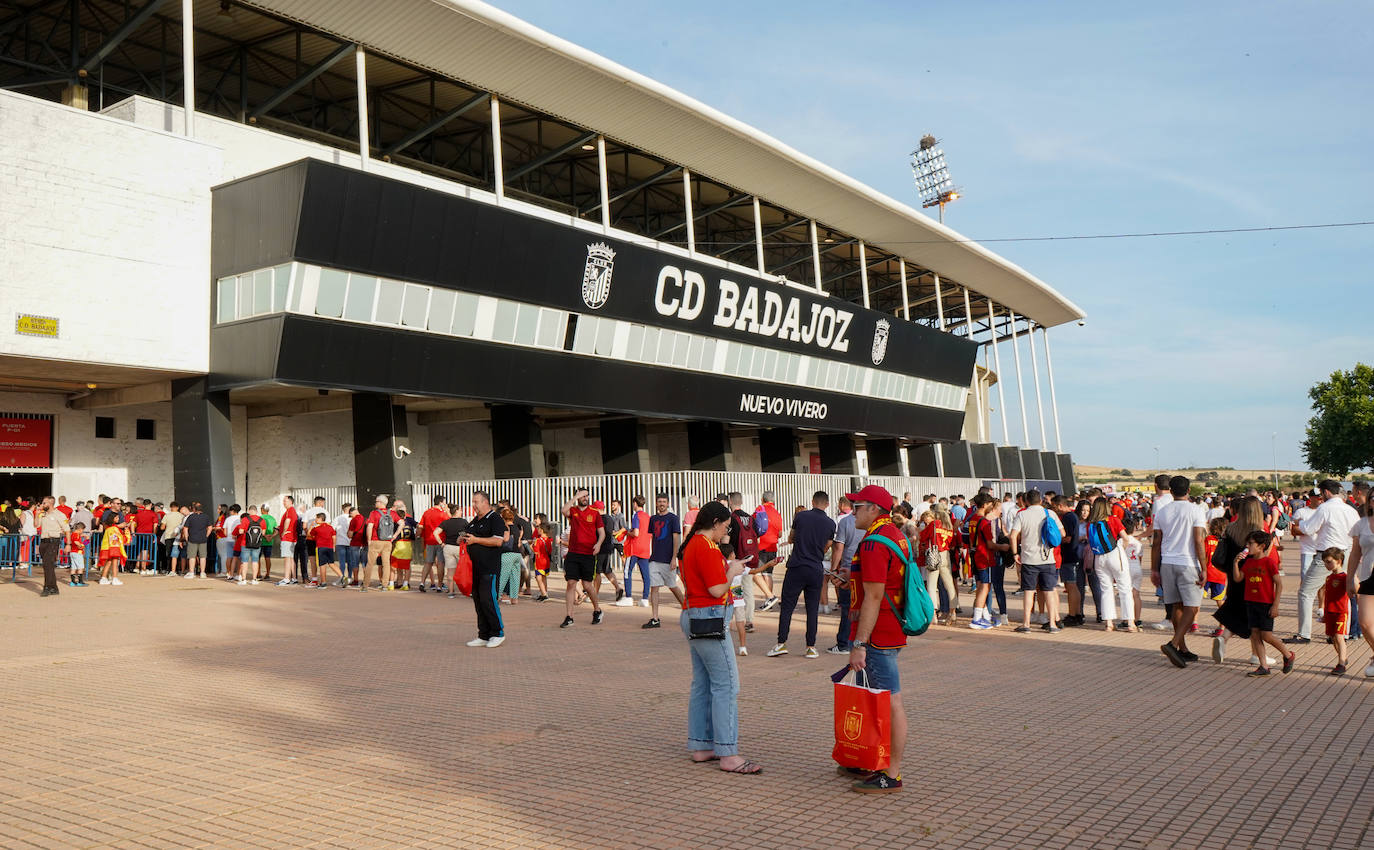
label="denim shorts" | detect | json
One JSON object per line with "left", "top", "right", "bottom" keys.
{"left": 1059, "top": 562, "right": 1081, "bottom": 584}
{"left": 971, "top": 567, "right": 991, "bottom": 584}
{"left": 1020, "top": 562, "right": 1058, "bottom": 591}
{"left": 863, "top": 646, "right": 901, "bottom": 694}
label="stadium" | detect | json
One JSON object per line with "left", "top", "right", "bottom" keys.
{"left": 0, "top": 0, "right": 1085, "bottom": 511}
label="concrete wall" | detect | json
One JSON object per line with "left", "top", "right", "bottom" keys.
{"left": 0, "top": 92, "right": 218, "bottom": 374}
{"left": 427, "top": 421, "right": 495, "bottom": 481}
{"left": 0, "top": 391, "right": 172, "bottom": 502}
{"left": 544, "top": 427, "right": 601, "bottom": 477}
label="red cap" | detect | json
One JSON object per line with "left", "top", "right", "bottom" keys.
{"left": 591, "top": 500, "right": 606, "bottom": 509}
{"left": 844, "top": 485, "right": 894, "bottom": 512}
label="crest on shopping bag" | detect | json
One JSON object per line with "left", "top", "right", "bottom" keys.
{"left": 580, "top": 242, "right": 615, "bottom": 310}
{"left": 843, "top": 709, "right": 863, "bottom": 741}
{"left": 871, "top": 318, "right": 890, "bottom": 365}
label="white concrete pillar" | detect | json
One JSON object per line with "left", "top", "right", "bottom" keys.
{"left": 858, "top": 241, "right": 870, "bottom": 309}
{"left": 988, "top": 301, "right": 1009, "bottom": 445}
{"left": 354, "top": 46, "right": 369, "bottom": 169}
{"left": 1042, "top": 326, "right": 1064, "bottom": 451}
{"left": 596, "top": 135, "right": 610, "bottom": 229}
{"left": 490, "top": 94, "right": 503, "bottom": 199}
{"left": 1008, "top": 311, "right": 1030, "bottom": 446}
{"left": 181, "top": 0, "right": 194, "bottom": 136}
{"left": 682, "top": 168, "right": 695, "bottom": 252}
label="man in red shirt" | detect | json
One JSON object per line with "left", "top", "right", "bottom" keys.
{"left": 842, "top": 484, "right": 908, "bottom": 794}
{"left": 754, "top": 492, "right": 783, "bottom": 608}
{"left": 277, "top": 496, "right": 299, "bottom": 586}
{"left": 365, "top": 495, "right": 401, "bottom": 591}
{"left": 55, "top": 496, "right": 74, "bottom": 520}
{"left": 419, "top": 496, "right": 449, "bottom": 592}
{"left": 131, "top": 499, "right": 159, "bottom": 573}
{"left": 561, "top": 487, "right": 605, "bottom": 628}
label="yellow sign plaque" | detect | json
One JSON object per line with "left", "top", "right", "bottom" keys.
{"left": 15, "top": 314, "right": 59, "bottom": 338}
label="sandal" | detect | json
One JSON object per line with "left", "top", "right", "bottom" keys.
{"left": 720, "top": 760, "right": 763, "bottom": 775}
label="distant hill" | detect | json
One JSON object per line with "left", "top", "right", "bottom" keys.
{"left": 1074, "top": 465, "right": 1316, "bottom": 487}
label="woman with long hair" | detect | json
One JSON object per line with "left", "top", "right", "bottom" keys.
{"left": 1211, "top": 496, "right": 1271, "bottom": 664}
{"left": 679, "top": 501, "right": 760, "bottom": 774}
{"left": 1085, "top": 499, "right": 1133, "bottom": 631}
{"left": 497, "top": 507, "right": 521, "bottom": 604}
{"left": 920, "top": 509, "right": 959, "bottom": 625}
{"left": 1346, "top": 499, "right": 1374, "bottom": 676}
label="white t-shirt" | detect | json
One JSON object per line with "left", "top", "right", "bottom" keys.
{"left": 1011, "top": 505, "right": 1061, "bottom": 566}
{"left": 332, "top": 512, "right": 352, "bottom": 542}
{"left": 1305, "top": 498, "right": 1360, "bottom": 552}
{"left": 1153, "top": 499, "right": 1206, "bottom": 564}
{"left": 1123, "top": 537, "right": 1143, "bottom": 576}
{"left": 1151, "top": 493, "right": 1173, "bottom": 519}
{"left": 1351, "top": 517, "right": 1374, "bottom": 583}
{"left": 224, "top": 513, "right": 241, "bottom": 538}
{"left": 1292, "top": 506, "right": 1318, "bottom": 555}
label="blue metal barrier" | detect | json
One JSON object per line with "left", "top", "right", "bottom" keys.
{"left": 1, "top": 534, "right": 31, "bottom": 580}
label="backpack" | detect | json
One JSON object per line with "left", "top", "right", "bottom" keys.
{"left": 242, "top": 519, "right": 263, "bottom": 549}
{"left": 1040, "top": 510, "right": 1063, "bottom": 548}
{"left": 733, "top": 512, "right": 760, "bottom": 566}
{"left": 860, "top": 532, "right": 934, "bottom": 637}
{"left": 376, "top": 510, "right": 396, "bottom": 539}
{"left": 1275, "top": 512, "right": 1290, "bottom": 531}
{"left": 752, "top": 506, "right": 769, "bottom": 536}
{"left": 1087, "top": 520, "right": 1116, "bottom": 556}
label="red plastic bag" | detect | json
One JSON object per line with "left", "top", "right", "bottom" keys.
{"left": 832, "top": 671, "right": 891, "bottom": 771}
{"left": 453, "top": 543, "right": 473, "bottom": 597}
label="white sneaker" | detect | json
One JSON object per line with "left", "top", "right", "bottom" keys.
{"left": 1212, "top": 637, "right": 1225, "bottom": 664}
{"left": 111, "top": 578, "right": 123, "bottom": 586}
{"left": 465, "top": 638, "right": 489, "bottom": 647}
{"left": 766, "top": 644, "right": 788, "bottom": 657}
{"left": 1364, "top": 664, "right": 1374, "bottom": 678}
{"left": 638, "top": 598, "right": 650, "bottom": 608}
{"left": 819, "top": 604, "right": 832, "bottom": 614}
{"left": 485, "top": 636, "right": 506, "bottom": 648}
{"left": 277, "top": 579, "right": 291, "bottom": 586}
{"left": 1250, "top": 654, "right": 1279, "bottom": 666}
{"left": 613, "top": 598, "right": 634, "bottom": 607}
{"left": 250, "top": 579, "right": 259, "bottom": 585}
{"left": 99, "top": 577, "right": 111, "bottom": 585}
{"left": 183, "top": 572, "right": 195, "bottom": 579}
{"left": 994, "top": 614, "right": 1009, "bottom": 627}
{"left": 1150, "top": 620, "right": 1171, "bottom": 631}
{"left": 738, "top": 646, "right": 748, "bottom": 656}
{"left": 237, "top": 578, "right": 247, "bottom": 585}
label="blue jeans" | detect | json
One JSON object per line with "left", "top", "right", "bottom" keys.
{"left": 338, "top": 545, "right": 359, "bottom": 576}
{"left": 680, "top": 607, "right": 739, "bottom": 757}
{"left": 835, "top": 585, "right": 852, "bottom": 650}
{"left": 625, "top": 556, "right": 651, "bottom": 599}
{"left": 215, "top": 538, "right": 233, "bottom": 573}
{"left": 863, "top": 646, "right": 902, "bottom": 694}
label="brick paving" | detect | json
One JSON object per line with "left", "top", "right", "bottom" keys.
{"left": 2, "top": 544, "right": 1372, "bottom": 850}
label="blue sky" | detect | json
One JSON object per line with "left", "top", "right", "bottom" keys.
{"left": 497, "top": 0, "right": 1369, "bottom": 471}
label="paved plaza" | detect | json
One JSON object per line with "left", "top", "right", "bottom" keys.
{"left": 2, "top": 545, "right": 1372, "bottom": 850}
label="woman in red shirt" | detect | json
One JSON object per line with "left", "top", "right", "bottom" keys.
{"left": 919, "top": 509, "right": 959, "bottom": 625}
{"left": 679, "top": 501, "right": 760, "bottom": 775}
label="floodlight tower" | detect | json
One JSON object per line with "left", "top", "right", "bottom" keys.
{"left": 910, "top": 134, "right": 960, "bottom": 223}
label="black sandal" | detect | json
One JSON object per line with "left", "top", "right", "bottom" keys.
{"left": 721, "top": 760, "right": 763, "bottom": 774}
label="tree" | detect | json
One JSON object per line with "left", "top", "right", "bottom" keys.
{"left": 1302, "top": 364, "right": 1374, "bottom": 476}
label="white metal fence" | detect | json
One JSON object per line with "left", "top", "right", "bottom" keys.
{"left": 293, "top": 472, "right": 1023, "bottom": 522}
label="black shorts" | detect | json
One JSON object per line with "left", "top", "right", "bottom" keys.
{"left": 1019, "top": 562, "right": 1058, "bottom": 592}
{"left": 595, "top": 551, "right": 615, "bottom": 575}
{"left": 316, "top": 547, "right": 335, "bottom": 565}
{"left": 564, "top": 552, "right": 596, "bottom": 582}
{"left": 758, "top": 550, "right": 777, "bottom": 574}
{"left": 1246, "top": 601, "right": 1275, "bottom": 632}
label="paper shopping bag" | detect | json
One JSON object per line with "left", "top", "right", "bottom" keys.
{"left": 831, "top": 672, "right": 891, "bottom": 771}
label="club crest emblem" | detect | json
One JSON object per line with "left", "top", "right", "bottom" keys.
{"left": 843, "top": 709, "right": 863, "bottom": 741}
{"left": 871, "top": 318, "right": 890, "bottom": 365}
{"left": 581, "top": 242, "right": 616, "bottom": 310}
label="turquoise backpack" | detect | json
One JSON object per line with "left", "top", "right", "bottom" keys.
{"left": 860, "top": 532, "right": 935, "bottom": 637}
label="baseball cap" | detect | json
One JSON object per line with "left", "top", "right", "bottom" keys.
{"left": 843, "top": 485, "right": 894, "bottom": 512}
{"left": 591, "top": 500, "right": 605, "bottom": 509}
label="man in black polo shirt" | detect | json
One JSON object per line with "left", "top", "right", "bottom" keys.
{"left": 767, "top": 491, "right": 836, "bottom": 660}
{"left": 463, "top": 491, "right": 509, "bottom": 648}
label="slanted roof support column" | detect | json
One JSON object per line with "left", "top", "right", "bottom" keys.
{"left": 988, "top": 300, "right": 1010, "bottom": 445}
{"left": 753, "top": 197, "right": 765, "bottom": 275}
{"left": 596, "top": 134, "right": 610, "bottom": 229}
{"left": 682, "top": 168, "right": 695, "bottom": 253}
{"left": 355, "top": 46, "right": 369, "bottom": 169}
{"left": 899, "top": 259, "right": 910, "bottom": 320}
{"left": 858, "top": 241, "right": 870, "bottom": 309}
{"left": 490, "top": 95, "right": 504, "bottom": 198}
{"left": 809, "top": 220, "right": 822, "bottom": 293}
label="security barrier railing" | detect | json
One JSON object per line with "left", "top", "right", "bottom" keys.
{"left": 395, "top": 472, "right": 1011, "bottom": 523}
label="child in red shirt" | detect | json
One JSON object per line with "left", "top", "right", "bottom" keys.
{"left": 68, "top": 524, "right": 88, "bottom": 586}
{"left": 532, "top": 523, "right": 553, "bottom": 601}
{"left": 1203, "top": 517, "right": 1228, "bottom": 601}
{"left": 1231, "top": 530, "right": 1293, "bottom": 677}
{"left": 1321, "top": 547, "right": 1351, "bottom": 675}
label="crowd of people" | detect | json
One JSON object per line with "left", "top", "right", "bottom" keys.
{"left": 4, "top": 473, "right": 1371, "bottom": 792}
